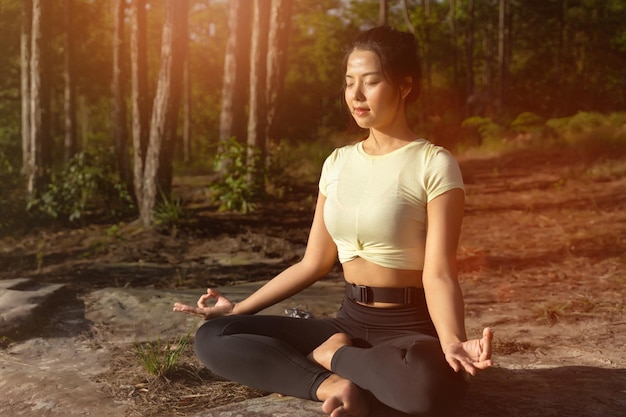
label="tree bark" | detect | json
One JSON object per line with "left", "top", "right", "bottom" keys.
{"left": 112, "top": 0, "right": 131, "bottom": 188}
{"left": 63, "top": 0, "right": 77, "bottom": 163}
{"left": 400, "top": 0, "right": 415, "bottom": 34}
{"left": 265, "top": 0, "right": 292, "bottom": 146}
{"left": 378, "top": 0, "right": 388, "bottom": 26}
{"left": 139, "top": 0, "right": 188, "bottom": 226}
{"left": 21, "top": 0, "right": 32, "bottom": 176}
{"left": 246, "top": 0, "right": 271, "bottom": 191}
{"left": 130, "top": 0, "right": 150, "bottom": 207}
{"left": 464, "top": 0, "right": 475, "bottom": 116}
{"left": 219, "top": 0, "right": 252, "bottom": 146}
{"left": 497, "top": 0, "right": 505, "bottom": 114}
{"left": 182, "top": 48, "right": 191, "bottom": 163}
{"left": 28, "top": 0, "right": 51, "bottom": 197}
{"left": 157, "top": 0, "right": 188, "bottom": 197}
{"left": 423, "top": 0, "right": 432, "bottom": 89}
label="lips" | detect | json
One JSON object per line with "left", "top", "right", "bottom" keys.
{"left": 353, "top": 107, "right": 370, "bottom": 116}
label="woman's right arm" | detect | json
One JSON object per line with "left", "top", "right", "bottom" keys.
{"left": 173, "top": 192, "right": 338, "bottom": 318}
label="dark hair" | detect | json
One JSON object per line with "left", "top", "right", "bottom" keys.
{"left": 344, "top": 25, "right": 421, "bottom": 104}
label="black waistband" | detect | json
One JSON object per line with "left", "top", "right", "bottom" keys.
{"left": 344, "top": 281, "right": 423, "bottom": 305}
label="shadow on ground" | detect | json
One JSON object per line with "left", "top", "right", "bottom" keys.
{"left": 462, "top": 366, "right": 626, "bottom": 417}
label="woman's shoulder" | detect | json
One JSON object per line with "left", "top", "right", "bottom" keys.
{"left": 409, "top": 138, "right": 454, "bottom": 160}
{"left": 324, "top": 141, "right": 360, "bottom": 163}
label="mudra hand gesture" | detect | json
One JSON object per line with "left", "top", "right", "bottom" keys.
{"left": 173, "top": 288, "right": 235, "bottom": 320}
{"left": 444, "top": 327, "right": 494, "bottom": 376}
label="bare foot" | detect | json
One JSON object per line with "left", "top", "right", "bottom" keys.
{"left": 317, "top": 374, "right": 369, "bottom": 417}
{"left": 309, "top": 333, "right": 352, "bottom": 371}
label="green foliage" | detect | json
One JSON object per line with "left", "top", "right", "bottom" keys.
{"left": 546, "top": 111, "right": 620, "bottom": 137}
{"left": 27, "top": 147, "right": 135, "bottom": 223}
{"left": 0, "top": 122, "right": 24, "bottom": 234}
{"left": 510, "top": 112, "right": 545, "bottom": 133}
{"left": 134, "top": 334, "right": 190, "bottom": 378}
{"left": 461, "top": 116, "right": 504, "bottom": 147}
{"left": 153, "top": 192, "right": 191, "bottom": 228}
{"left": 210, "top": 138, "right": 259, "bottom": 213}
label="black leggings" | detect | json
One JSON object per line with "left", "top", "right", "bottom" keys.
{"left": 194, "top": 294, "right": 467, "bottom": 416}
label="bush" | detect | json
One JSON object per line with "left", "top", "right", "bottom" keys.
{"left": 210, "top": 138, "right": 260, "bottom": 213}
{"left": 461, "top": 116, "right": 504, "bottom": 149}
{"left": 27, "top": 146, "right": 135, "bottom": 223}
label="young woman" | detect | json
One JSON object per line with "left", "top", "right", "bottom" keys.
{"left": 173, "top": 25, "right": 493, "bottom": 417}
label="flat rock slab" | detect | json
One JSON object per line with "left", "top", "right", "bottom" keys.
{"left": 0, "top": 278, "right": 65, "bottom": 337}
{"left": 196, "top": 395, "right": 325, "bottom": 417}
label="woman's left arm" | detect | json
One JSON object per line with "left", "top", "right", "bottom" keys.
{"left": 422, "top": 188, "right": 492, "bottom": 375}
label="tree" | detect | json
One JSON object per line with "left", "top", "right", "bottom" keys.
{"left": 246, "top": 0, "right": 271, "bottom": 190}
{"left": 265, "top": 0, "right": 292, "bottom": 145}
{"left": 111, "top": 0, "right": 131, "bottom": 188}
{"left": 138, "top": 0, "right": 189, "bottom": 227}
{"left": 496, "top": 0, "right": 511, "bottom": 115}
{"left": 378, "top": 0, "right": 388, "bottom": 26}
{"left": 27, "top": 0, "right": 51, "bottom": 197}
{"left": 63, "top": 0, "right": 77, "bottom": 163}
{"left": 130, "top": 0, "right": 150, "bottom": 208}
{"left": 20, "top": 0, "right": 32, "bottom": 176}
{"left": 218, "top": 0, "right": 251, "bottom": 146}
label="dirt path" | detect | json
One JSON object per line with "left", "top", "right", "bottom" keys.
{"left": 0, "top": 145, "right": 625, "bottom": 416}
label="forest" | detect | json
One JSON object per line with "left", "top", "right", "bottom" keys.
{"left": 1, "top": 0, "right": 625, "bottom": 231}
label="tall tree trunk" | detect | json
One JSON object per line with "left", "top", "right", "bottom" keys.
{"left": 112, "top": 0, "right": 131, "bottom": 187}
{"left": 449, "top": 0, "right": 460, "bottom": 106}
{"left": 464, "top": 0, "right": 475, "bottom": 116}
{"left": 28, "top": 0, "right": 51, "bottom": 197}
{"left": 130, "top": 0, "right": 150, "bottom": 207}
{"left": 400, "top": 0, "right": 415, "bottom": 34}
{"left": 157, "top": 0, "right": 188, "bottom": 197}
{"left": 63, "top": 0, "right": 77, "bottom": 163}
{"left": 219, "top": 0, "right": 252, "bottom": 147}
{"left": 265, "top": 0, "right": 292, "bottom": 146}
{"left": 182, "top": 49, "right": 191, "bottom": 163}
{"left": 21, "top": 0, "right": 32, "bottom": 176}
{"left": 484, "top": 22, "right": 495, "bottom": 114}
{"left": 246, "top": 0, "right": 270, "bottom": 191}
{"left": 497, "top": 0, "right": 505, "bottom": 115}
{"left": 139, "top": 0, "right": 188, "bottom": 226}
{"left": 422, "top": 0, "right": 431, "bottom": 90}
{"left": 378, "top": 0, "right": 388, "bottom": 26}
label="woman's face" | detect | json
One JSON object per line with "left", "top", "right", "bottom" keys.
{"left": 344, "top": 49, "right": 404, "bottom": 131}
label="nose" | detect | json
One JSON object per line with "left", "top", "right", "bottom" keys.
{"left": 349, "top": 84, "right": 365, "bottom": 101}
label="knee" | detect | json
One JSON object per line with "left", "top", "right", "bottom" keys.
{"left": 193, "top": 318, "right": 228, "bottom": 370}
{"left": 398, "top": 342, "right": 468, "bottom": 416}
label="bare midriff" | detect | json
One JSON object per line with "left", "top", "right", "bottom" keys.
{"left": 342, "top": 257, "right": 424, "bottom": 308}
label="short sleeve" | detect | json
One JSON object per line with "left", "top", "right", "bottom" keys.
{"left": 423, "top": 148, "right": 465, "bottom": 202}
{"left": 318, "top": 150, "right": 336, "bottom": 197}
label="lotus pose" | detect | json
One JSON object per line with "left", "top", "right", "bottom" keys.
{"left": 174, "top": 25, "right": 493, "bottom": 417}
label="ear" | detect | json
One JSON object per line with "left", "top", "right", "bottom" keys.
{"left": 400, "top": 76, "right": 413, "bottom": 100}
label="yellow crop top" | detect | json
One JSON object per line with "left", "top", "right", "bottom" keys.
{"left": 319, "top": 139, "right": 465, "bottom": 270}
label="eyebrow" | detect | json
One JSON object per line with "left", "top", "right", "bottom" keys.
{"left": 345, "top": 71, "right": 382, "bottom": 78}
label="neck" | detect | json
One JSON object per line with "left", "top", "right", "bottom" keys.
{"left": 365, "top": 124, "right": 416, "bottom": 154}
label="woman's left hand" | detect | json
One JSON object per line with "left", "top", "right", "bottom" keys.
{"left": 444, "top": 327, "right": 493, "bottom": 376}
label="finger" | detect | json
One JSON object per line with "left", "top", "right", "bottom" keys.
{"left": 480, "top": 327, "right": 494, "bottom": 362}
{"left": 197, "top": 293, "right": 215, "bottom": 308}
{"left": 473, "top": 359, "right": 493, "bottom": 370}
{"left": 206, "top": 288, "right": 222, "bottom": 298}
{"left": 173, "top": 303, "right": 199, "bottom": 316}
{"left": 445, "top": 356, "right": 461, "bottom": 373}
{"left": 172, "top": 302, "right": 190, "bottom": 312}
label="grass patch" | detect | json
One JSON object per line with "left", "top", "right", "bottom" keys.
{"left": 134, "top": 334, "right": 191, "bottom": 378}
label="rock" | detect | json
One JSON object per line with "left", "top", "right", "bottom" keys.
{"left": 0, "top": 278, "right": 65, "bottom": 337}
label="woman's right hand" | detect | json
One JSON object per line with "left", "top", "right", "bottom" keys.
{"left": 172, "top": 288, "right": 235, "bottom": 320}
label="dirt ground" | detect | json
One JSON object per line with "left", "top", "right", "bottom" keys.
{"left": 0, "top": 142, "right": 625, "bottom": 416}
